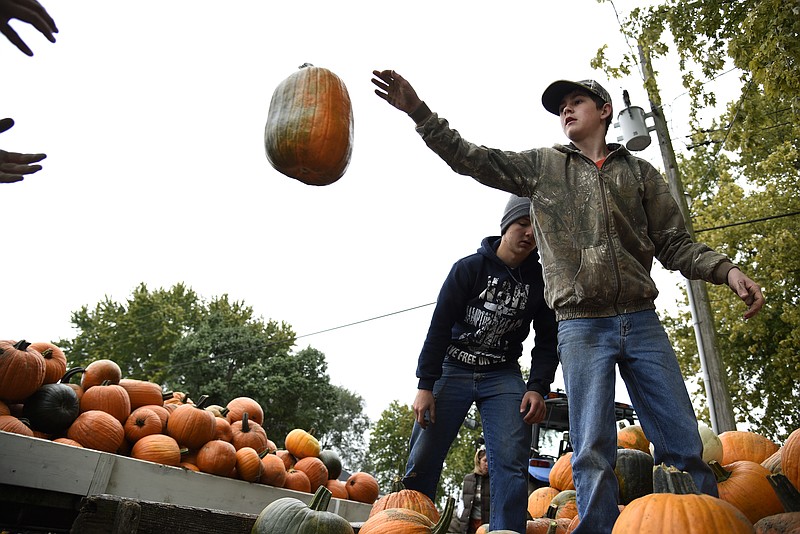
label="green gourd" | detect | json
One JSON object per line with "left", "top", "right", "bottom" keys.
{"left": 251, "top": 486, "right": 354, "bottom": 534}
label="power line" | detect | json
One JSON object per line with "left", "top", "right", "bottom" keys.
{"left": 694, "top": 210, "right": 800, "bottom": 234}
{"left": 295, "top": 302, "right": 436, "bottom": 340}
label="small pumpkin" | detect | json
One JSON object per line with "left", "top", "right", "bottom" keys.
{"left": 319, "top": 448, "right": 343, "bottom": 480}
{"left": 53, "top": 437, "right": 83, "bottom": 447}
{"left": 29, "top": 341, "right": 67, "bottom": 385}
{"left": 285, "top": 428, "right": 321, "bottom": 459}
{"left": 284, "top": 468, "right": 312, "bottom": 493}
{"left": 79, "top": 380, "right": 131, "bottom": 424}
{"left": 295, "top": 456, "right": 329, "bottom": 493}
{"left": 131, "top": 434, "right": 181, "bottom": 466}
{"left": 698, "top": 421, "right": 724, "bottom": 464}
{"left": 325, "top": 478, "right": 349, "bottom": 500}
{"left": 527, "top": 486, "right": 560, "bottom": 518}
{"left": 719, "top": 430, "right": 780, "bottom": 464}
{"left": 614, "top": 448, "right": 654, "bottom": 505}
{"left": 617, "top": 424, "right": 651, "bottom": 454}
{"left": 21, "top": 382, "right": 80, "bottom": 435}
{"left": 370, "top": 478, "right": 440, "bottom": 522}
{"left": 165, "top": 394, "right": 216, "bottom": 450}
{"left": 140, "top": 404, "right": 169, "bottom": 432}
{"left": 550, "top": 490, "right": 578, "bottom": 521}
{"left": 251, "top": 486, "right": 354, "bottom": 534}
{"left": 782, "top": 428, "right": 800, "bottom": 491}
{"left": 196, "top": 439, "right": 237, "bottom": 477}
{"left": 226, "top": 396, "right": 263, "bottom": 426}
{"left": 124, "top": 407, "right": 163, "bottom": 443}
{"left": 346, "top": 471, "right": 380, "bottom": 504}
{"left": 264, "top": 63, "right": 354, "bottom": 186}
{"left": 213, "top": 415, "right": 234, "bottom": 443}
{"left": 80, "top": 359, "right": 122, "bottom": 391}
{"left": 67, "top": 410, "right": 125, "bottom": 453}
{"left": 0, "top": 339, "right": 46, "bottom": 402}
{"left": 0, "top": 414, "right": 33, "bottom": 436}
{"left": 230, "top": 411, "right": 269, "bottom": 454}
{"left": 260, "top": 452, "right": 288, "bottom": 488}
{"left": 235, "top": 446, "right": 263, "bottom": 483}
{"left": 710, "top": 460, "right": 784, "bottom": 524}
{"left": 277, "top": 449, "right": 297, "bottom": 470}
{"left": 526, "top": 516, "right": 571, "bottom": 534}
{"left": 119, "top": 378, "right": 164, "bottom": 410}
{"left": 549, "top": 452, "right": 575, "bottom": 491}
{"left": 359, "top": 496, "right": 454, "bottom": 534}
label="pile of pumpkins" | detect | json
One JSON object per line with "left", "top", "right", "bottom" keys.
{"left": 525, "top": 421, "right": 800, "bottom": 533}
{"left": 0, "top": 340, "right": 379, "bottom": 504}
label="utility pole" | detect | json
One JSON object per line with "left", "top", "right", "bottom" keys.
{"left": 637, "top": 43, "right": 737, "bottom": 433}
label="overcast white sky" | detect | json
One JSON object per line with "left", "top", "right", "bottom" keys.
{"left": 2, "top": 1, "right": 735, "bottom": 424}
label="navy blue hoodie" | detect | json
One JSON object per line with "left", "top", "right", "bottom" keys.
{"left": 416, "top": 236, "right": 558, "bottom": 397}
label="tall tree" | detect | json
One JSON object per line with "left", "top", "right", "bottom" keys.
{"left": 594, "top": 0, "right": 800, "bottom": 440}
{"left": 59, "top": 282, "right": 204, "bottom": 384}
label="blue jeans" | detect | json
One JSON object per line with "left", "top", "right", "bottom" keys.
{"left": 402, "top": 363, "right": 530, "bottom": 534}
{"left": 558, "top": 310, "right": 717, "bottom": 534}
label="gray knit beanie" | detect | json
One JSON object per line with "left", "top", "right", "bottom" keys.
{"left": 500, "top": 194, "right": 531, "bottom": 234}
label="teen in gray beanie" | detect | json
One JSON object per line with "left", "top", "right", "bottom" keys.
{"left": 500, "top": 194, "right": 531, "bottom": 235}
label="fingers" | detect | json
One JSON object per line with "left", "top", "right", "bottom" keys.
{"left": 0, "top": 23, "right": 33, "bottom": 56}
{"left": 1, "top": 151, "right": 47, "bottom": 165}
{"left": 0, "top": 118, "right": 14, "bottom": 134}
{"left": 740, "top": 282, "right": 765, "bottom": 320}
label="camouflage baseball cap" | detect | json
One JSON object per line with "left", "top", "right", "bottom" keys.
{"left": 541, "top": 79, "right": 612, "bottom": 115}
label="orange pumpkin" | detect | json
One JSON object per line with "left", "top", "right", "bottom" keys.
{"left": 0, "top": 414, "right": 33, "bottom": 436}
{"left": 719, "top": 430, "right": 780, "bottom": 464}
{"left": 295, "top": 456, "right": 329, "bottom": 493}
{"left": 617, "top": 424, "right": 651, "bottom": 454}
{"left": 140, "top": 404, "right": 169, "bottom": 432}
{"left": 226, "top": 396, "right": 264, "bottom": 426}
{"left": 80, "top": 359, "right": 122, "bottom": 391}
{"left": 710, "top": 460, "right": 784, "bottom": 524}
{"left": 166, "top": 395, "right": 216, "bottom": 450}
{"left": 124, "top": 407, "right": 163, "bottom": 443}
{"left": 29, "top": 341, "right": 67, "bottom": 385}
{"left": 119, "top": 379, "right": 164, "bottom": 410}
{"left": 346, "top": 472, "right": 380, "bottom": 504}
{"left": 526, "top": 517, "right": 571, "bottom": 534}
{"left": 53, "top": 437, "right": 83, "bottom": 447}
{"left": 0, "top": 339, "right": 46, "bottom": 402}
{"left": 265, "top": 63, "right": 354, "bottom": 186}
{"left": 782, "top": 428, "right": 800, "bottom": 490}
{"left": 131, "top": 434, "right": 181, "bottom": 466}
{"left": 277, "top": 449, "right": 297, "bottom": 470}
{"left": 67, "top": 410, "right": 125, "bottom": 453}
{"left": 284, "top": 468, "right": 312, "bottom": 493}
{"left": 213, "top": 416, "right": 234, "bottom": 443}
{"left": 325, "top": 478, "right": 349, "bottom": 500}
{"left": 80, "top": 380, "right": 131, "bottom": 424}
{"left": 260, "top": 453, "right": 288, "bottom": 488}
{"left": 285, "top": 428, "right": 321, "bottom": 459}
{"left": 235, "top": 446, "right": 263, "bottom": 483}
{"left": 196, "top": 439, "right": 237, "bottom": 477}
{"left": 527, "top": 486, "right": 560, "bottom": 518}
{"left": 230, "top": 412, "right": 269, "bottom": 454}
{"left": 549, "top": 452, "right": 575, "bottom": 491}
{"left": 370, "top": 479, "right": 440, "bottom": 522}
{"left": 550, "top": 490, "right": 578, "bottom": 520}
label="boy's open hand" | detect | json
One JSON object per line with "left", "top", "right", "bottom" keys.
{"left": 372, "top": 69, "right": 423, "bottom": 114}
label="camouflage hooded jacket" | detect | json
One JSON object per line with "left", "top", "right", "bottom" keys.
{"left": 412, "top": 109, "right": 736, "bottom": 321}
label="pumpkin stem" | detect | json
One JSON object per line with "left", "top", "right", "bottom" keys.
{"left": 195, "top": 395, "right": 210, "bottom": 409}
{"left": 13, "top": 340, "right": 31, "bottom": 351}
{"left": 298, "top": 62, "right": 314, "bottom": 69}
{"left": 768, "top": 474, "right": 800, "bottom": 512}
{"left": 432, "top": 497, "right": 455, "bottom": 534}
{"left": 309, "top": 485, "right": 333, "bottom": 511}
{"left": 544, "top": 503, "right": 558, "bottom": 519}
{"left": 162, "top": 391, "right": 174, "bottom": 401}
{"left": 390, "top": 476, "right": 406, "bottom": 493}
{"left": 652, "top": 464, "right": 701, "bottom": 495}
{"left": 60, "top": 367, "right": 85, "bottom": 384}
{"left": 546, "top": 520, "right": 559, "bottom": 534}
{"left": 708, "top": 460, "right": 733, "bottom": 482}
{"left": 242, "top": 411, "right": 250, "bottom": 432}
